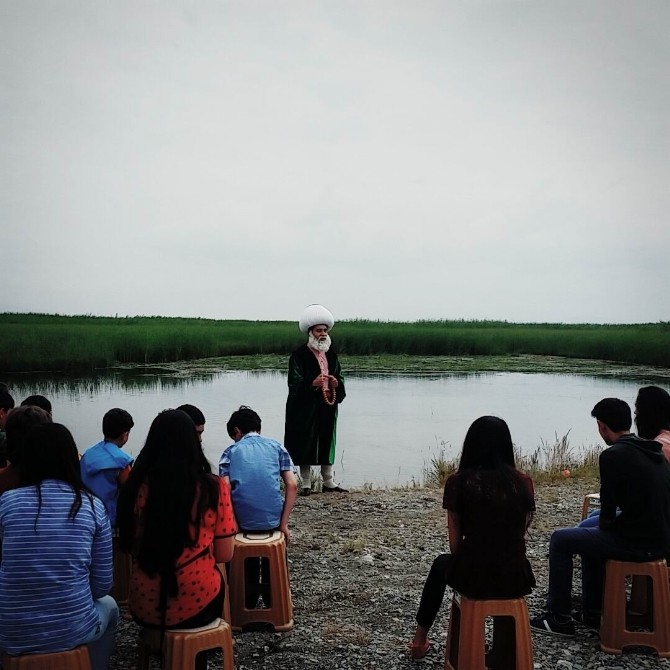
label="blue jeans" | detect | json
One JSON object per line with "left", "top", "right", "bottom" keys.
{"left": 81, "top": 596, "right": 119, "bottom": 670}
{"left": 578, "top": 510, "right": 601, "bottom": 528}
{"left": 547, "top": 527, "right": 663, "bottom": 616}
{"left": 578, "top": 509, "right": 622, "bottom": 529}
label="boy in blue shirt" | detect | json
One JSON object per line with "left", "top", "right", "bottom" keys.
{"left": 80, "top": 408, "right": 134, "bottom": 527}
{"left": 219, "top": 406, "right": 297, "bottom": 544}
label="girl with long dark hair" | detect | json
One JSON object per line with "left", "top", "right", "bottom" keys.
{"left": 117, "top": 409, "right": 236, "bottom": 629}
{"left": 408, "top": 416, "right": 535, "bottom": 665}
{"left": 635, "top": 385, "right": 670, "bottom": 457}
{"left": 0, "top": 423, "right": 117, "bottom": 669}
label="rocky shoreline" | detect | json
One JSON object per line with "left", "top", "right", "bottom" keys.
{"left": 111, "top": 480, "right": 669, "bottom": 669}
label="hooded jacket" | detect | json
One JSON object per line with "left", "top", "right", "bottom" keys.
{"left": 599, "top": 434, "right": 670, "bottom": 551}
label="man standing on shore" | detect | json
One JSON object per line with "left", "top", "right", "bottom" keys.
{"left": 530, "top": 397, "right": 670, "bottom": 636}
{"left": 284, "top": 304, "right": 347, "bottom": 496}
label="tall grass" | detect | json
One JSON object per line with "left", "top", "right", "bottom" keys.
{"left": 1, "top": 312, "right": 669, "bottom": 372}
{"left": 423, "top": 432, "right": 603, "bottom": 488}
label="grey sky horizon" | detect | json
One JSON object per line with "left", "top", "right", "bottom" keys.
{"left": 2, "top": 1, "right": 668, "bottom": 325}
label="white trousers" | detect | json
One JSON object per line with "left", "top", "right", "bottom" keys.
{"left": 299, "top": 464, "right": 334, "bottom": 489}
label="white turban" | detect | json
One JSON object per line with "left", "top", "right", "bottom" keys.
{"left": 298, "top": 304, "right": 335, "bottom": 334}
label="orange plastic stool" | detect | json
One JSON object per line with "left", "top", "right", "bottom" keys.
{"left": 229, "top": 531, "right": 294, "bottom": 632}
{"left": 581, "top": 493, "right": 600, "bottom": 520}
{"left": 217, "top": 563, "right": 232, "bottom": 625}
{"left": 444, "top": 594, "right": 534, "bottom": 670}
{"left": 600, "top": 559, "right": 670, "bottom": 657}
{"left": 137, "top": 619, "right": 234, "bottom": 670}
{"left": 110, "top": 535, "right": 131, "bottom": 605}
{"left": 164, "top": 619, "right": 234, "bottom": 670}
{"left": 0, "top": 646, "right": 91, "bottom": 669}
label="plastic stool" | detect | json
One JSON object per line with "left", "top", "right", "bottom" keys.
{"left": 600, "top": 559, "right": 670, "bottom": 657}
{"left": 444, "top": 593, "right": 534, "bottom": 670}
{"left": 581, "top": 493, "right": 600, "bottom": 520}
{"left": 137, "top": 618, "right": 234, "bottom": 670}
{"left": 217, "top": 563, "right": 232, "bottom": 625}
{"left": 164, "top": 619, "right": 234, "bottom": 670}
{"left": 0, "top": 646, "right": 91, "bottom": 669}
{"left": 110, "top": 535, "right": 131, "bottom": 605}
{"left": 229, "top": 531, "right": 294, "bottom": 632}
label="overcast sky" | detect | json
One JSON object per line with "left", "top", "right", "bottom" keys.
{"left": 2, "top": 1, "right": 668, "bottom": 324}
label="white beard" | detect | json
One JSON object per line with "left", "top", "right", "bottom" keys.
{"left": 308, "top": 333, "right": 331, "bottom": 352}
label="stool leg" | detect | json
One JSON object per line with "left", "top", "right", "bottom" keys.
{"left": 650, "top": 566, "right": 670, "bottom": 651}
{"left": 444, "top": 596, "right": 461, "bottom": 669}
{"left": 222, "top": 624, "right": 235, "bottom": 670}
{"left": 458, "top": 603, "right": 486, "bottom": 668}
{"left": 511, "top": 610, "right": 534, "bottom": 670}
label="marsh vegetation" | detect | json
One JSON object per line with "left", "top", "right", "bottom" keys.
{"left": 2, "top": 313, "right": 669, "bottom": 372}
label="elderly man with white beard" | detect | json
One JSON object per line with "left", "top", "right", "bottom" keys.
{"left": 284, "top": 304, "right": 347, "bottom": 496}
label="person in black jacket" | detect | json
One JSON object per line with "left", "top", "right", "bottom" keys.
{"left": 531, "top": 397, "right": 670, "bottom": 637}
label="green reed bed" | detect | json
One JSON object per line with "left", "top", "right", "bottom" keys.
{"left": 1, "top": 313, "right": 669, "bottom": 372}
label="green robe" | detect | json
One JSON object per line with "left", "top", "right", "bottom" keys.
{"left": 284, "top": 344, "right": 346, "bottom": 466}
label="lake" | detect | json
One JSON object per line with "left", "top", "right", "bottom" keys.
{"left": 4, "top": 369, "right": 663, "bottom": 487}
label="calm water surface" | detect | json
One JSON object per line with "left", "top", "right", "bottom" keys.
{"left": 5, "top": 370, "right": 660, "bottom": 487}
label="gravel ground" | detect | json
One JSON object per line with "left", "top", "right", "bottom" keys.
{"left": 111, "top": 480, "right": 670, "bottom": 669}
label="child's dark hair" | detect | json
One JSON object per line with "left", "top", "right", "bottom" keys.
{"left": 176, "top": 404, "right": 206, "bottom": 426}
{"left": 591, "top": 398, "right": 632, "bottom": 433}
{"left": 226, "top": 406, "right": 261, "bottom": 438}
{"left": 102, "top": 408, "right": 134, "bottom": 439}
{"left": 20, "top": 395, "right": 52, "bottom": 414}
{"left": 458, "top": 415, "right": 534, "bottom": 530}
{"left": 458, "top": 416, "right": 516, "bottom": 470}
{"left": 117, "top": 409, "right": 218, "bottom": 601}
{"left": 20, "top": 423, "right": 94, "bottom": 530}
{"left": 5, "top": 405, "right": 52, "bottom": 466}
{"left": 635, "top": 386, "right": 670, "bottom": 439}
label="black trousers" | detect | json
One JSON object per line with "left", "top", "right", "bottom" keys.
{"left": 416, "top": 553, "right": 516, "bottom": 670}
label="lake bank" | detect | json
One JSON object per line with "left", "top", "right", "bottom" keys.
{"left": 110, "top": 477, "right": 660, "bottom": 670}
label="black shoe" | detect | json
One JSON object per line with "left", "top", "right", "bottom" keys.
{"left": 572, "top": 609, "right": 600, "bottom": 630}
{"left": 530, "top": 612, "right": 575, "bottom": 637}
{"left": 322, "top": 485, "right": 348, "bottom": 493}
{"left": 299, "top": 488, "right": 312, "bottom": 497}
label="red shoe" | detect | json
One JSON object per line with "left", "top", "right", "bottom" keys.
{"left": 408, "top": 640, "right": 430, "bottom": 660}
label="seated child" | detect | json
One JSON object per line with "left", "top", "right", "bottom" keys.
{"left": 219, "top": 406, "right": 297, "bottom": 543}
{"left": 0, "top": 423, "right": 117, "bottom": 670}
{"left": 0, "top": 406, "right": 52, "bottom": 496}
{"left": 409, "top": 416, "right": 535, "bottom": 663}
{"left": 80, "top": 408, "right": 134, "bottom": 527}
{"left": 20, "top": 394, "right": 53, "bottom": 416}
{"left": 177, "top": 403, "right": 206, "bottom": 442}
{"left": 117, "top": 410, "right": 235, "bottom": 630}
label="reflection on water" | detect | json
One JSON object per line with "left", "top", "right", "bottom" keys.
{"left": 5, "top": 370, "right": 221, "bottom": 397}
{"left": 2, "top": 368, "right": 663, "bottom": 488}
